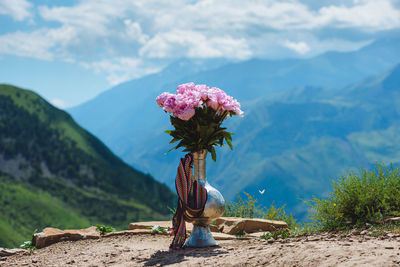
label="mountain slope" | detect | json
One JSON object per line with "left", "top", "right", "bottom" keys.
{"left": 69, "top": 37, "right": 400, "bottom": 170}
{"left": 0, "top": 84, "right": 175, "bottom": 247}
{"left": 111, "top": 64, "right": 400, "bottom": 220}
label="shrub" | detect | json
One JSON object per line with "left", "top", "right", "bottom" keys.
{"left": 225, "top": 192, "right": 299, "bottom": 230}
{"left": 225, "top": 192, "right": 263, "bottom": 218}
{"left": 307, "top": 163, "right": 400, "bottom": 231}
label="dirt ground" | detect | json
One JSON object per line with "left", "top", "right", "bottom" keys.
{"left": 2, "top": 233, "right": 400, "bottom": 267}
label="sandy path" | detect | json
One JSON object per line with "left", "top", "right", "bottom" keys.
{"left": 2, "top": 233, "right": 400, "bottom": 267}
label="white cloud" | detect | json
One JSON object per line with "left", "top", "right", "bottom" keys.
{"left": 283, "top": 41, "right": 310, "bottom": 54}
{"left": 123, "top": 19, "right": 149, "bottom": 44}
{"left": 81, "top": 57, "right": 162, "bottom": 85}
{"left": 38, "top": 1, "right": 135, "bottom": 36}
{"left": 50, "top": 98, "right": 68, "bottom": 109}
{"left": 0, "top": 26, "right": 76, "bottom": 60}
{"left": 139, "top": 30, "right": 252, "bottom": 60}
{"left": 0, "top": 0, "right": 32, "bottom": 21}
{"left": 318, "top": 0, "right": 400, "bottom": 30}
{"left": 1, "top": 0, "right": 400, "bottom": 86}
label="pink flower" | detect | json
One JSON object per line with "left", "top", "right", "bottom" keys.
{"left": 177, "top": 82, "right": 195, "bottom": 94}
{"left": 163, "top": 94, "right": 177, "bottom": 114}
{"left": 156, "top": 92, "right": 173, "bottom": 107}
{"left": 156, "top": 82, "right": 243, "bottom": 119}
{"left": 175, "top": 105, "right": 195, "bottom": 120}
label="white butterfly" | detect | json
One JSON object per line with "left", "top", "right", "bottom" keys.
{"left": 259, "top": 189, "right": 265, "bottom": 195}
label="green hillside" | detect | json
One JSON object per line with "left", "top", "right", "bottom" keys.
{"left": 0, "top": 84, "right": 175, "bottom": 247}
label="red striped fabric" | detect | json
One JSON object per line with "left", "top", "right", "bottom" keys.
{"left": 170, "top": 153, "right": 208, "bottom": 249}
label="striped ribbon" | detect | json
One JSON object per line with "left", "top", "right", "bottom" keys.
{"left": 169, "top": 153, "right": 208, "bottom": 249}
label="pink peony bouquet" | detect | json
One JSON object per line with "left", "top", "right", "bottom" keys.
{"left": 156, "top": 82, "right": 243, "bottom": 121}
{"left": 156, "top": 82, "right": 243, "bottom": 161}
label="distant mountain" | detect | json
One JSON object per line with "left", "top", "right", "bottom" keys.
{"left": 0, "top": 84, "right": 175, "bottom": 247}
{"left": 69, "top": 37, "right": 400, "bottom": 219}
{"left": 68, "top": 58, "right": 229, "bottom": 156}
{"left": 69, "top": 37, "right": 400, "bottom": 164}
{"left": 132, "top": 64, "right": 400, "bottom": 219}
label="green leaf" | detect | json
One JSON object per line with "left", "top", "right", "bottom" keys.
{"left": 210, "top": 146, "right": 217, "bottom": 161}
{"left": 164, "top": 130, "right": 172, "bottom": 134}
{"left": 169, "top": 138, "right": 180, "bottom": 144}
{"left": 225, "top": 137, "right": 233, "bottom": 150}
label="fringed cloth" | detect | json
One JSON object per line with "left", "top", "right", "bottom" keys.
{"left": 170, "top": 153, "right": 208, "bottom": 249}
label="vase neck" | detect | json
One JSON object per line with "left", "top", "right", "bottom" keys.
{"left": 193, "top": 150, "right": 207, "bottom": 182}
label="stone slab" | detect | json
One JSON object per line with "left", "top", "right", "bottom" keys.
{"left": 129, "top": 221, "right": 219, "bottom": 232}
{"left": 33, "top": 226, "right": 100, "bottom": 249}
{"left": 212, "top": 233, "right": 236, "bottom": 240}
{"left": 215, "top": 217, "right": 288, "bottom": 235}
{"left": 129, "top": 221, "right": 173, "bottom": 230}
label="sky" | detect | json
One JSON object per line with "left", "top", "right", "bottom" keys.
{"left": 0, "top": 0, "right": 400, "bottom": 108}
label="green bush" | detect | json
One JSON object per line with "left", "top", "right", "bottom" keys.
{"left": 225, "top": 192, "right": 299, "bottom": 230}
{"left": 225, "top": 192, "right": 263, "bottom": 218}
{"left": 307, "top": 163, "right": 400, "bottom": 231}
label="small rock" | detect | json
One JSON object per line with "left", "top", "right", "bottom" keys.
{"left": 0, "top": 248, "right": 27, "bottom": 257}
{"left": 32, "top": 259, "right": 38, "bottom": 263}
{"left": 350, "top": 230, "right": 360, "bottom": 235}
{"left": 306, "top": 236, "right": 320, "bottom": 242}
{"left": 0, "top": 257, "right": 6, "bottom": 261}
{"left": 385, "top": 246, "right": 394, "bottom": 249}
{"left": 267, "top": 239, "right": 274, "bottom": 244}
{"left": 360, "top": 230, "right": 368, "bottom": 235}
{"left": 67, "top": 260, "right": 75, "bottom": 264}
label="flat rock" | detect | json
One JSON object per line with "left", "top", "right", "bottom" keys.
{"left": 33, "top": 226, "right": 100, "bottom": 249}
{"left": 104, "top": 229, "right": 164, "bottom": 237}
{"left": 381, "top": 217, "right": 400, "bottom": 223}
{"left": 212, "top": 233, "right": 236, "bottom": 240}
{"left": 215, "top": 217, "right": 288, "bottom": 235}
{"left": 248, "top": 232, "right": 268, "bottom": 238}
{"left": 209, "top": 224, "right": 219, "bottom": 232}
{"left": 129, "top": 221, "right": 219, "bottom": 232}
{"left": 0, "top": 248, "right": 28, "bottom": 257}
{"left": 129, "top": 221, "right": 173, "bottom": 230}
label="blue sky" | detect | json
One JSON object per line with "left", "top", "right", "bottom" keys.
{"left": 1, "top": 0, "right": 400, "bottom": 108}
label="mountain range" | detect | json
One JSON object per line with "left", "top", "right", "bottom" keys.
{"left": 69, "top": 37, "right": 400, "bottom": 219}
{"left": 0, "top": 85, "right": 175, "bottom": 247}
